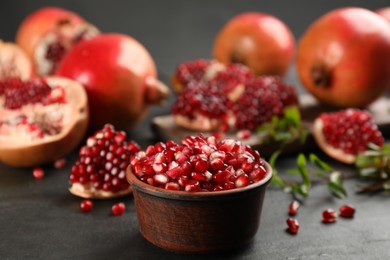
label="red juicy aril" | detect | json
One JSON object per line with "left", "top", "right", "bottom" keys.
{"left": 296, "top": 7, "right": 390, "bottom": 108}
{"left": 16, "top": 6, "right": 99, "bottom": 75}
{"left": 0, "top": 76, "right": 88, "bottom": 167}
{"left": 312, "top": 109, "right": 384, "bottom": 164}
{"left": 69, "top": 124, "right": 140, "bottom": 199}
{"left": 171, "top": 60, "right": 298, "bottom": 132}
{"left": 0, "top": 41, "right": 33, "bottom": 80}
{"left": 129, "top": 134, "right": 267, "bottom": 192}
{"left": 56, "top": 33, "right": 169, "bottom": 131}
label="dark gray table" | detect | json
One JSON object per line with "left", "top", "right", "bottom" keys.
{"left": 1, "top": 1, "right": 389, "bottom": 259}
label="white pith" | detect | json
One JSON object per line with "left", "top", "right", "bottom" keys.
{"left": 312, "top": 118, "right": 356, "bottom": 164}
{"left": 0, "top": 41, "right": 32, "bottom": 80}
{"left": 69, "top": 183, "right": 132, "bottom": 199}
{"left": 35, "top": 23, "right": 100, "bottom": 75}
{"left": 0, "top": 77, "right": 85, "bottom": 145}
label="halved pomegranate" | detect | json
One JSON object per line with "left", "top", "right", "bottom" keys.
{"left": 56, "top": 33, "right": 169, "bottom": 131}
{"left": 69, "top": 124, "right": 140, "bottom": 199}
{"left": 312, "top": 109, "right": 384, "bottom": 164}
{"left": 296, "top": 7, "right": 390, "bottom": 108}
{"left": 0, "top": 40, "right": 33, "bottom": 80}
{"left": 0, "top": 76, "right": 88, "bottom": 167}
{"left": 171, "top": 59, "right": 298, "bottom": 132}
{"left": 213, "top": 12, "right": 295, "bottom": 77}
{"left": 129, "top": 134, "right": 267, "bottom": 192}
{"left": 16, "top": 6, "right": 99, "bottom": 76}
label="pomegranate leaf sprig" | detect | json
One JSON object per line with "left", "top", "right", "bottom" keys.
{"left": 270, "top": 152, "right": 347, "bottom": 199}
{"left": 355, "top": 143, "right": 390, "bottom": 193}
{"left": 256, "top": 106, "right": 308, "bottom": 145}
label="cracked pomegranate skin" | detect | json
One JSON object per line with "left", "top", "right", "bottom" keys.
{"left": 213, "top": 12, "right": 295, "bottom": 77}
{"left": 296, "top": 7, "right": 390, "bottom": 108}
{"left": 56, "top": 33, "right": 166, "bottom": 131}
{"left": 16, "top": 7, "right": 86, "bottom": 72}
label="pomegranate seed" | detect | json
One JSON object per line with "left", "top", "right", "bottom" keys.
{"left": 235, "top": 174, "right": 249, "bottom": 188}
{"left": 288, "top": 200, "right": 300, "bottom": 216}
{"left": 111, "top": 202, "right": 125, "bottom": 216}
{"left": 286, "top": 218, "right": 299, "bottom": 234}
{"left": 32, "top": 167, "right": 44, "bottom": 179}
{"left": 185, "top": 180, "right": 201, "bottom": 192}
{"left": 339, "top": 204, "right": 355, "bottom": 218}
{"left": 80, "top": 200, "right": 93, "bottom": 212}
{"left": 237, "top": 129, "right": 251, "bottom": 140}
{"left": 53, "top": 158, "right": 67, "bottom": 169}
{"left": 165, "top": 182, "right": 180, "bottom": 191}
{"left": 154, "top": 174, "right": 169, "bottom": 185}
{"left": 322, "top": 208, "right": 337, "bottom": 223}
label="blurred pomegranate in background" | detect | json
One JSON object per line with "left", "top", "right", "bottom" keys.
{"left": 376, "top": 7, "right": 390, "bottom": 23}
{"left": 213, "top": 12, "right": 295, "bottom": 77}
{"left": 56, "top": 33, "right": 169, "bottom": 131}
{"left": 16, "top": 6, "right": 99, "bottom": 76}
{"left": 296, "top": 7, "right": 390, "bottom": 108}
{"left": 0, "top": 40, "right": 33, "bottom": 80}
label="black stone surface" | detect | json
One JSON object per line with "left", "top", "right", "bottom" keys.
{"left": 1, "top": 1, "right": 390, "bottom": 259}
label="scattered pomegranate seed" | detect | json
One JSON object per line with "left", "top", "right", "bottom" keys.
{"left": 288, "top": 200, "right": 300, "bottom": 216}
{"left": 286, "top": 218, "right": 299, "bottom": 234}
{"left": 339, "top": 204, "right": 355, "bottom": 218}
{"left": 54, "top": 158, "right": 67, "bottom": 169}
{"left": 212, "top": 132, "right": 225, "bottom": 140}
{"left": 112, "top": 202, "right": 126, "bottom": 216}
{"left": 322, "top": 208, "right": 337, "bottom": 223}
{"left": 32, "top": 167, "right": 44, "bottom": 179}
{"left": 236, "top": 129, "right": 251, "bottom": 140}
{"left": 80, "top": 200, "right": 93, "bottom": 212}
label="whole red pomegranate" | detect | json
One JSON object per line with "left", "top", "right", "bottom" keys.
{"left": 376, "top": 7, "right": 390, "bottom": 23}
{"left": 56, "top": 33, "right": 169, "bottom": 131}
{"left": 296, "top": 7, "right": 390, "bottom": 108}
{"left": 213, "top": 12, "right": 295, "bottom": 77}
{"left": 16, "top": 6, "right": 99, "bottom": 76}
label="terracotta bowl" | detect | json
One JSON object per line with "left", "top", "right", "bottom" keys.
{"left": 126, "top": 160, "right": 273, "bottom": 254}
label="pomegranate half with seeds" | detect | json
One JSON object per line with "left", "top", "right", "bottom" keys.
{"left": 0, "top": 40, "right": 33, "bottom": 80}
{"left": 171, "top": 59, "right": 298, "bottom": 132}
{"left": 296, "top": 7, "right": 390, "bottom": 108}
{"left": 56, "top": 33, "right": 169, "bottom": 131}
{"left": 69, "top": 124, "right": 140, "bottom": 199}
{"left": 0, "top": 76, "right": 88, "bottom": 167}
{"left": 312, "top": 109, "right": 384, "bottom": 164}
{"left": 16, "top": 6, "right": 99, "bottom": 76}
{"left": 213, "top": 12, "right": 295, "bottom": 77}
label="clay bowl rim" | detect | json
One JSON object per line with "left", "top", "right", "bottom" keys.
{"left": 126, "top": 159, "right": 273, "bottom": 201}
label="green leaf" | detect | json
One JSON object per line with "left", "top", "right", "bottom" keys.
{"left": 327, "top": 172, "right": 347, "bottom": 198}
{"left": 270, "top": 175, "right": 285, "bottom": 187}
{"left": 297, "top": 154, "right": 310, "bottom": 187}
{"left": 309, "top": 153, "right": 333, "bottom": 171}
{"left": 328, "top": 182, "right": 347, "bottom": 198}
{"left": 269, "top": 150, "right": 281, "bottom": 169}
{"left": 287, "top": 169, "right": 301, "bottom": 175}
{"left": 284, "top": 106, "right": 301, "bottom": 126}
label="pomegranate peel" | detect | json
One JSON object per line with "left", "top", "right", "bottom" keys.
{"left": 0, "top": 76, "right": 88, "bottom": 167}
{"left": 297, "top": 7, "right": 390, "bottom": 108}
{"left": 0, "top": 40, "right": 33, "bottom": 80}
{"left": 69, "top": 183, "right": 132, "bottom": 199}
{"left": 16, "top": 6, "right": 100, "bottom": 76}
{"left": 312, "top": 109, "right": 384, "bottom": 164}
{"left": 213, "top": 12, "right": 295, "bottom": 77}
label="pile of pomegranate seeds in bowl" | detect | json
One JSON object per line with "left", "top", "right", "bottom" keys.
{"left": 128, "top": 134, "right": 270, "bottom": 192}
